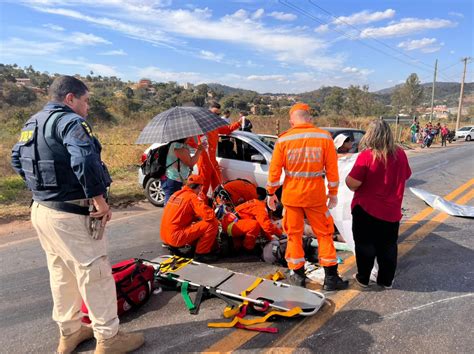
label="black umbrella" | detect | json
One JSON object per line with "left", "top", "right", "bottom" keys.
{"left": 135, "top": 106, "right": 227, "bottom": 144}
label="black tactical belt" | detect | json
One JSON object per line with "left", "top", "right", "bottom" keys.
{"left": 37, "top": 201, "right": 89, "bottom": 216}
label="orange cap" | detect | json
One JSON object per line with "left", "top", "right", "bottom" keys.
{"left": 187, "top": 174, "right": 204, "bottom": 185}
{"left": 289, "top": 102, "right": 311, "bottom": 116}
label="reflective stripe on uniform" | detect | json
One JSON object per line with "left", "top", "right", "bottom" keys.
{"left": 284, "top": 170, "right": 325, "bottom": 178}
{"left": 286, "top": 257, "right": 305, "bottom": 265}
{"left": 277, "top": 132, "right": 330, "bottom": 143}
{"left": 320, "top": 257, "right": 337, "bottom": 263}
{"left": 226, "top": 222, "right": 236, "bottom": 237}
{"left": 266, "top": 181, "right": 281, "bottom": 187}
{"left": 328, "top": 181, "right": 339, "bottom": 188}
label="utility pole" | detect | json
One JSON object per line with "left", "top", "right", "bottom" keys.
{"left": 456, "top": 57, "right": 470, "bottom": 131}
{"left": 430, "top": 59, "right": 437, "bottom": 121}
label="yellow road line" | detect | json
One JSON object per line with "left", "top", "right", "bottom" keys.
{"left": 202, "top": 177, "right": 474, "bottom": 353}
{"left": 265, "top": 189, "right": 474, "bottom": 354}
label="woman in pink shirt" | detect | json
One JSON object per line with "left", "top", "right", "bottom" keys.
{"left": 346, "top": 119, "right": 411, "bottom": 289}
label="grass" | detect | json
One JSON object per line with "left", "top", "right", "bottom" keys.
{"left": 0, "top": 113, "right": 435, "bottom": 223}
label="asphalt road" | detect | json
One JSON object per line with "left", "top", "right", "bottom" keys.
{"left": 0, "top": 141, "right": 473, "bottom": 353}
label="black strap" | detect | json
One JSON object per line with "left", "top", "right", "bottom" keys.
{"left": 37, "top": 201, "right": 89, "bottom": 215}
{"left": 189, "top": 285, "right": 206, "bottom": 315}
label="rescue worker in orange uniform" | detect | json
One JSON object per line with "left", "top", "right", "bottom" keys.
{"left": 196, "top": 102, "right": 242, "bottom": 197}
{"left": 160, "top": 174, "right": 219, "bottom": 263}
{"left": 221, "top": 199, "right": 283, "bottom": 251}
{"left": 222, "top": 179, "right": 259, "bottom": 206}
{"left": 266, "top": 103, "right": 348, "bottom": 290}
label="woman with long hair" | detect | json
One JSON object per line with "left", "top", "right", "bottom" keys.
{"left": 345, "top": 119, "right": 411, "bottom": 289}
{"left": 162, "top": 138, "right": 206, "bottom": 204}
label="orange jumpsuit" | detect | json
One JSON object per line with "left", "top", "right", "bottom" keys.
{"left": 223, "top": 179, "right": 258, "bottom": 206}
{"left": 221, "top": 199, "right": 283, "bottom": 250}
{"left": 266, "top": 123, "right": 339, "bottom": 270}
{"left": 160, "top": 186, "right": 218, "bottom": 254}
{"left": 194, "top": 121, "right": 241, "bottom": 196}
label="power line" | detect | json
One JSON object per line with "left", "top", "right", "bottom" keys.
{"left": 279, "top": 0, "right": 435, "bottom": 75}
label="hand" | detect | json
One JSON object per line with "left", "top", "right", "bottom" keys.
{"left": 267, "top": 194, "right": 279, "bottom": 211}
{"left": 199, "top": 140, "right": 208, "bottom": 150}
{"left": 327, "top": 195, "right": 338, "bottom": 209}
{"left": 91, "top": 195, "right": 112, "bottom": 226}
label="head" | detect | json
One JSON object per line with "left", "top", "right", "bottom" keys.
{"left": 239, "top": 111, "right": 246, "bottom": 118}
{"left": 223, "top": 110, "right": 231, "bottom": 118}
{"left": 289, "top": 102, "right": 311, "bottom": 127}
{"left": 334, "top": 134, "right": 353, "bottom": 153}
{"left": 186, "top": 174, "right": 204, "bottom": 194}
{"left": 209, "top": 101, "right": 221, "bottom": 115}
{"left": 359, "top": 119, "right": 397, "bottom": 163}
{"left": 49, "top": 76, "right": 89, "bottom": 118}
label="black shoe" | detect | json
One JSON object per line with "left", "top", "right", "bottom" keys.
{"left": 286, "top": 267, "right": 306, "bottom": 287}
{"left": 323, "top": 265, "right": 349, "bottom": 291}
{"left": 194, "top": 253, "right": 219, "bottom": 263}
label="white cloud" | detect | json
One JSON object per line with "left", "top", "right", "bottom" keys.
{"left": 198, "top": 50, "right": 224, "bottom": 62}
{"left": 138, "top": 66, "right": 209, "bottom": 83}
{"left": 29, "top": 5, "right": 338, "bottom": 70}
{"left": 269, "top": 11, "right": 297, "bottom": 21}
{"left": 334, "top": 9, "right": 395, "bottom": 26}
{"left": 43, "top": 23, "right": 64, "bottom": 31}
{"left": 450, "top": 50, "right": 455, "bottom": 54}
{"left": 247, "top": 74, "right": 287, "bottom": 81}
{"left": 314, "top": 24, "right": 329, "bottom": 33}
{"left": 252, "top": 8, "right": 264, "bottom": 20}
{"left": 342, "top": 66, "right": 374, "bottom": 75}
{"left": 99, "top": 49, "right": 127, "bottom": 56}
{"left": 397, "top": 38, "right": 443, "bottom": 53}
{"left": 72, "top": 32, "right": 111, "bottom": 45}
{"left": 448, "top": 11, "right": 464, "bottom": 18}
{"left": 361, "top": 18, "right": 456, "bottom": 38}
{"left": 56, "top": 58, "right": 121, "bottom": 76}
{"left": 0, "top": 37, "right": 64, "bottom": 57}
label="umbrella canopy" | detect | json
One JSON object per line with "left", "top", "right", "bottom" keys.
{"left": 135, "top": 106, "right": 227, "bottom": 144}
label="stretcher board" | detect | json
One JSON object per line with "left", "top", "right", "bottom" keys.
{"left": 149, "top": 255, "right": 325, "bottom": 316}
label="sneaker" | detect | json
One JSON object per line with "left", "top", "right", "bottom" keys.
{"left": 377, "top": 282, "right": 393, "bottom": 289}
{"left": 353, "top": 274, "right": 369, "bottom": 288}
{"left": 95, "top": 331, "right": 144, "bottom": 354}
{"left": 57, "top": 326, "right": 94, "bottom": 354}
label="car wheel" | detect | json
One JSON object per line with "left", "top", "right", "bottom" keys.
{"left": 145, "top": 178, "right": 165, "bottom": 207}
{"left": 466, "top": 135, "right": 472, "bottom": 142}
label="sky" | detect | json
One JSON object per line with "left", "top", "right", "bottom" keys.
{"left": 1, "top": 0, "right": 473, "bottom": 93}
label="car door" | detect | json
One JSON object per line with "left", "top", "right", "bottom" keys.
{"left": 216, "top": 136, "right": 269, "bottom": 187}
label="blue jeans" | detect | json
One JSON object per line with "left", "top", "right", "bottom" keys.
{"left": 162, "top": 178, "right": 183, "bottom": 205}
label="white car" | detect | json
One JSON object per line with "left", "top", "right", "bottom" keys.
{"left": 138, "top": 131, "right": 274, "bottom": 206}
{"left": 455, "top": 126, "right": 474, "bottom": 141}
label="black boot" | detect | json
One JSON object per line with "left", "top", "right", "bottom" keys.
{"left": 323, "top": 265, "right": 349, "bottom": 291}
{"left": 286, "top": 267, "right": 306, "bottom": 288}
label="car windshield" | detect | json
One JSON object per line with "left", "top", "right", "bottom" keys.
{"left": 458, "top": 127, "right": 472, "bottom": 131}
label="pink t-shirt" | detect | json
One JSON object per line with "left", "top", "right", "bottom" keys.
{"left": 349, "top": 148, "right": 411, "bottom": 222}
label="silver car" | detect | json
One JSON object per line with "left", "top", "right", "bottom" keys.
{"left": 138, "top": 131, "right": 274, "bottom": 206}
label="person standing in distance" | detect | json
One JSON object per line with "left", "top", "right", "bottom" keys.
{"left": 266, "top": 102, "right": 349, "bottom": 289}
{"left": 11, "top": 76, "right": 144, "bottom": 354}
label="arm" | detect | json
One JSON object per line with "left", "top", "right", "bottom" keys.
{"left": 59, "top": 118, "right": 109, "bottom": 199}
{"left": 217, "top": 120, "right": 241, "bottom": 135}
{"left": 324, "top": 138, "right": 339, "bottom": 196}
{"left": 266, "top": 140, "right": 284, "bottom": 195}
{"left": 174, "top": 145, "right": 204, "bottom": 168}
{"left": 11, "top": 143, "right": 25, "bottom": 180}
{"left": 192, "top": 196, "right": 217, "bottom": 222}
{"left": 255, "top": 202, "right": 283, "bottom": 236}
{"left": 345, "top": 175, "right": 362, "bottom": 191}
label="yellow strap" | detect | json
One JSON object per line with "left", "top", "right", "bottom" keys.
{"left": 208, "top": 307, "right": 303, "bottom": 328}
{"left": 265, "top": 271, "right": 285, "bottom": 281}
{"left": 223, "top": 277, "right": 264, "bottom": 318}
{"left": 159, "top": 256, "right": 192, "bottom": 273}
{"left": 226, "top": 221, "right": 235, "bottom": 237}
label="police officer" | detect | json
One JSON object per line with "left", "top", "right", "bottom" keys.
{"left": 11, "top": 76, "right": 144, "bottom": 354}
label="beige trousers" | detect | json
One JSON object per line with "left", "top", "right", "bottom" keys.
{"left": 31, "top": 202, "right": 119, "bottom": 340}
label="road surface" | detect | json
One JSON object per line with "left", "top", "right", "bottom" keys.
{"left": 0, "top": 141, "right": 473, "bottom": 353}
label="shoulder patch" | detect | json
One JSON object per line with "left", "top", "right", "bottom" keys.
{"left": 81, "top": 121, "right": 94, "bottom": 137}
